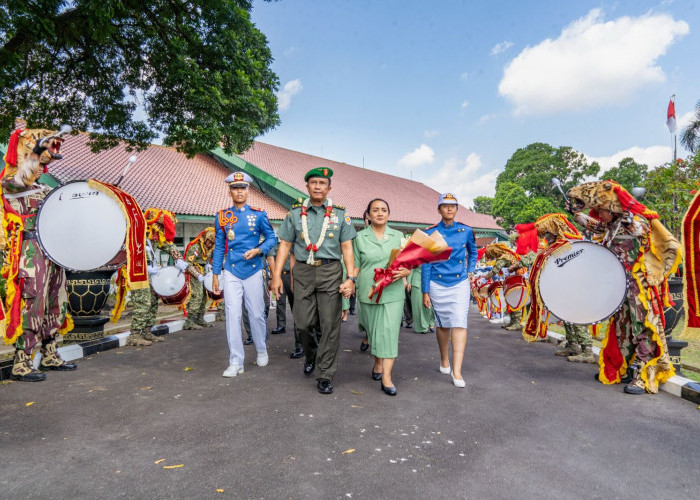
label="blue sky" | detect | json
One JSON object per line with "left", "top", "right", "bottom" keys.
{"left": 251, "top": 0, "right": 700, "bottom": 206}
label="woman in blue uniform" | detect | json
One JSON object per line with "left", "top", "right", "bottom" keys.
{"left": 421, "top": 193, "right": 477, "bottom": 388}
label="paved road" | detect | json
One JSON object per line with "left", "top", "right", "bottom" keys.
{"left": 1, "top": 305, "right": 697, "bottom": 499}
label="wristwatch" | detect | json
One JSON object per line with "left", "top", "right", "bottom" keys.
{"left": 348, "top": 276, "right": 357, "bottom": 283}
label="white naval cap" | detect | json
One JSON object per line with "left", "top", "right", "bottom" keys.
{"left": 438, "top": 192, "right": 459, "bottom": 205}
{"left": 226, "top": 171, "right": 253, "bottom": 187}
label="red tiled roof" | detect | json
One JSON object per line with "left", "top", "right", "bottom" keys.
{"left": 47, "top": 134, "right": 287, "bottom": 219}
{"left": 475, "top": 236, "right": 498, "bottom": 248}
{"left": 239, "top": 142, "right": 503, "bottom": 229}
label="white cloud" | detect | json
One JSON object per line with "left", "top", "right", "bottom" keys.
{"left": 477, "top": 114, "right": 497, "bottom": 125}
{"left": 463, "top": 153, "right": 482, "bottom": 175}
{"left": 460, "top": 72, "right": 469, "bottom": 81}
{"left": 424, "top": 129, "right": 439, "bottom": 138}
{"left": 277, "top": 79, "right": 303, "bottom": 111}
{"left": 424, "top": 154, "right": 498, "bottom": 207}
{"left": 461, "top": 100, "right": 470, "bottom": 110}
{"left": 588, "top": 145, "right": 673, "bottom": 172}
{"left": 677, "top": 110, "right": 695, "bottom": 131}
{"left": 498, "top": 9, "right": 689, "bottom": 115}
{"left": 398, "top": 144, "right": 435, "bottom": 168}
{"left": 490, "top": 41, "right": 513, "bottom": 55}
{"left": 283, "top": 46, "right": 297, "bottom": 57}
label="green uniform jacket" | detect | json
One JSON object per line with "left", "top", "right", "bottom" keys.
{"left": 353, "top": 226, "right": 405, "bottom": 304}
{"left": 277, "top": 199, "right": 356, "bottom": 260}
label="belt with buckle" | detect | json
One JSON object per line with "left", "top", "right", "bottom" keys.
{"left": 22, "top": 229, "right": 38, "bottom": 240}
{"left": 307, "top": 258, "right": 339, "bottom": 267}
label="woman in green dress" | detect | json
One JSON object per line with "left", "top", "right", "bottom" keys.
{"left": 352, "top": 199, "right": 410, "bottom": 396}
{"left": 408, "top": 267, "right": 435, "bottom": 334}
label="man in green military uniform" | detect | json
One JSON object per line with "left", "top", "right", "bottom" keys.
{"left": 128, "top": 208, "right": 192, "bottom": 347}
{"left": 271, "top": 167, "right": 357, "bottom": 394}
{"left": 183, "top": 227, "right": 216, "bottom": 330}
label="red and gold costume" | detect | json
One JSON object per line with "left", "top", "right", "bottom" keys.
{"left": 569, "top": 181, "right": 682, "bottom": 394}
{"left": 1, "top": 124, "right": 75, "bottom": 381}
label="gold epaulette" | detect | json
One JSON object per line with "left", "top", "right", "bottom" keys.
{"left": 250, "top": 206, "right": 264, "bottom": 212}
{"left": 425, "top": 223, "right": 438, "bottom": 230}
{"left": 291, "top": 203, "right": 303, "bottom": 209}
{"left": 334, "top": 204, "right": 345, "bottom": 210}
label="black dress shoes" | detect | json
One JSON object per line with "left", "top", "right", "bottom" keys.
{"left": 271, "top": 327, "right": 286, "bottom": 335}
{"left": 371, "top": 371, "right": 382, "bottom": 381}
{"left": 243, "top": 336, "right": 253, "bottom": 345}
{"left": 381, "top": 383, "right": 397, "bottom": 396}
{"left": 360, "top": 341, "right": 370, "bottom": 352}
{"left": 290, "top": 348, "right": 304, "bottom": 359}
{"left": 349, "top": 309, "right": 355, "bottom": 315}
{"left": 317, "top": 378, "right": 333, "bottom": 394}
{"left": 303, "top": 360, "right": 315, "bottom": 376}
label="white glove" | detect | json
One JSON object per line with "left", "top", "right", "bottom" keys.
{"left": 147, "top": 265, "right": 160, "bottom": 276}
{"left": 197, "top": 274, "right": 205, "bottom": 283}
{"left": 175, "top": 259, "right": 188, "bottom": 272}
{"left": 205, "top": 263, "right": 212, "bottom": 274}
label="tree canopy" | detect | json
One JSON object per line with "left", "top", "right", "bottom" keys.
{"left": 495, "top": 142, "right": 600, "bottom": 201}
{"left": 0, "top": 0, "right": 279, "bottom": 156}
{"left": 490, "top": 142, "right": 599, "bottom": 228}
{"left": 600, "top": 157, "right": 647, "bottom": 192}
{"left": 471, "top": 195, "right": 493, "bottom": 215}
{"left": 642, "top": 156, "right": 700, "bottom": 239}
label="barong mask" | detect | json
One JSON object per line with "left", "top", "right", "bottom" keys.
{"left": 2, "top": 125, "right": 70, "bottom": 185}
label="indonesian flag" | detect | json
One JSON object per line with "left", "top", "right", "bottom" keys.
{"left": 667, "top": 95, "right": 677, "bottom": 133}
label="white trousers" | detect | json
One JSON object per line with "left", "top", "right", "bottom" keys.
{"left": 222, "top": 269, "right": 267, "bottom": 366}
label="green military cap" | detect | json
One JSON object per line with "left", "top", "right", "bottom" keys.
{"left": 304, "top": 167, "right": 334, "bottom": 182}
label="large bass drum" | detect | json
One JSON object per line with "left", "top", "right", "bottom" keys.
{"left": 35, "top": 181, "right": 127, "bottom": 271}
{"left": 538, "top": 240, "right": 627, "bottom": 324}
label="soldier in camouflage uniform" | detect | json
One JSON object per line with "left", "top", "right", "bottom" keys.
{"left": 183, "top": 227, "right": 215, "bottom": 330}
{"left": 2, "top": 125, "right": 76, "bottom": 381}
{"left": 482, "top": 243, "right": 522, "bottom": 331}
{"left": 128, "top": 208, "right": 193, "bottom": 346}
{"left": 512, "top": 214, "right": 595, "bottom": 363}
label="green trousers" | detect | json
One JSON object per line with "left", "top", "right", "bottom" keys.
{"left": 185, "top": 279, "right": 207, "bottom": 320}
{"left": 131, "top": 286, "right": 159, "bottom": 334}
{"left": 564, "top": 322, "right": 591, "bottom": 347}
{"left": 293, "top": 261, "right": 342, "bottom": 380}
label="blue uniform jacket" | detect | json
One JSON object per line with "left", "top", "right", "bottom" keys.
{"left": 421, "top": 220, "right": 477, "bottom": 293}
{"left": 212, "top": 204, "right": 277, "bottom": 280}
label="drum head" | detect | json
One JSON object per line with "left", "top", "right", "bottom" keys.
{"left": 151, "top": 266, "right": 186, "bottom": 297}
{"left": 36, "top": 182, "right": 127, "bottom": 271}
{"left": 538, "top": 241, "right": 627, "bottom": 324}
{"left": 203, "top": 272, "right": 214, "bottom": 293}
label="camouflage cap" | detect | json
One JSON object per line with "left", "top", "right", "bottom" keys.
{"left": 304, "top": 167, "right": 333, "bottom": 182}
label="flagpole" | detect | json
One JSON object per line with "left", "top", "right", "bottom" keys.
{"left": 674, "top": 134, "right": 677, "bottom": 162}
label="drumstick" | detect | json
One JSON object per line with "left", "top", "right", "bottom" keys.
{"left": 551, "top": 177, "right": 569, "bottom": 203}
{"left": 115, "top": 155, "right": 138, "bottom": 187}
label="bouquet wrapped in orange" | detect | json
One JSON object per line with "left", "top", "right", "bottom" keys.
{"left": 369, "top": 229, "right": 452, "bottom": 303}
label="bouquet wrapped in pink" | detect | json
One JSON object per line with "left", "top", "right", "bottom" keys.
{"left": 369, "top": 229, "right": 452, "bottom": 303}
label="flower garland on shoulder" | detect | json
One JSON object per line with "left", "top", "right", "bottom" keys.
{"left": 301, "top": 197, "right": 333, "bottom": 265}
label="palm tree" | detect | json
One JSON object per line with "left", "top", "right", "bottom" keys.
{"left": 680, "top": 100, "right": 700, "bottom": 153}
